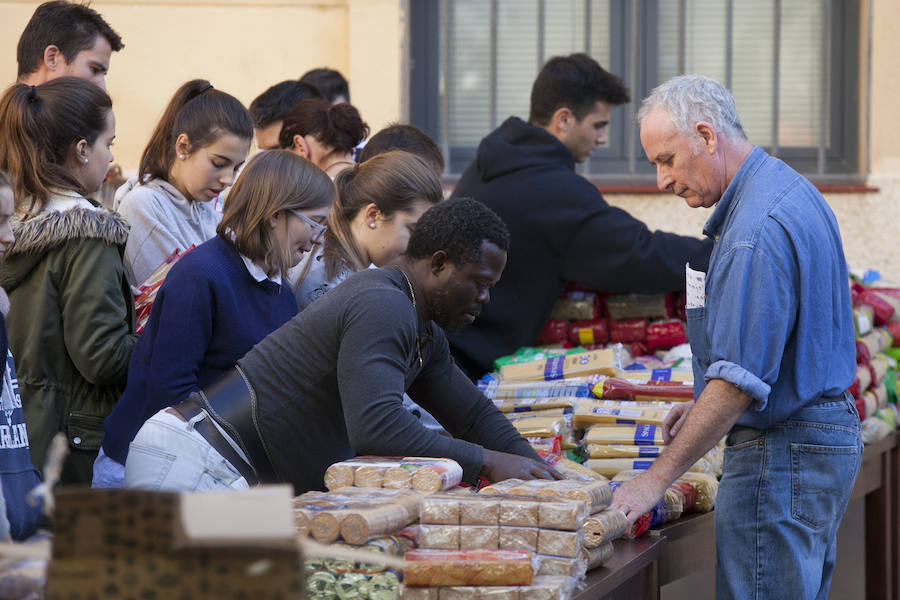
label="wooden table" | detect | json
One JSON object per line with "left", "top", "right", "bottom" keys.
{"left": 854, "top": 434, "right": 896, "bottom": 600}
{"left": 575, "top": 536, "right": 665, "bottom": 600}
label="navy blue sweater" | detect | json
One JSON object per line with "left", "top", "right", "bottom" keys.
{"left": 102, "top": 234, "right": 298, "bottom": 464}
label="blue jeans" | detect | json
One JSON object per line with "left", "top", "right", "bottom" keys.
{"left": 715, "top": 395, "right": 862, "bottom": 600}
{"left": 91, "top": 447, "right": 125, "bottom": 488}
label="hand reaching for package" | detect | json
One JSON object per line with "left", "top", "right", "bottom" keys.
{"left": 663, "top": 400, "right": 695, "bottom": 443}
{"left": 480, "top": 448, "right": 564, "bottom": 483}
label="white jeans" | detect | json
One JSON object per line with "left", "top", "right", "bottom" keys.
{"left": 91, "top": 447, "right": 125, "bottom": 488}
{"left": 124, "top": 409, "right": 248, "bottom": 492}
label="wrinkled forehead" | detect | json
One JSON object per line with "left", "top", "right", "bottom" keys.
{"left": 456, "top": 241, "right": 506, "bottom": 279}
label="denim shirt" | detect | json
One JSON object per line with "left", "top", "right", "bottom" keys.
{"left": 688, "top": 146, "right": 855, "bottom": 429}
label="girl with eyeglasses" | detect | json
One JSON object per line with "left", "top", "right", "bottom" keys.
{"left": 95, "top": 151, "right": 334, "bottom": 488}
{"left": 293, "top": 150, "right": 443, "bottom": 311}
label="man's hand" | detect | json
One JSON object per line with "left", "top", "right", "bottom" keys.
{"left": 662, "top": 401, "right": 694, "bottom": 443}
{"left": 609, "top": 472, "right": 668, "bottom": 526}
{"left": 480, "top": 449, "right": 564, "bottom": 482}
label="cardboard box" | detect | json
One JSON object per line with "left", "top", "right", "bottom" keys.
{"left": 45, "top": 486, "right": 302, "bottom": 599}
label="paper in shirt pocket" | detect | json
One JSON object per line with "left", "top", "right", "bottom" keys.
{"left": 685, "top": 263, "right": 706, "bottom": 309}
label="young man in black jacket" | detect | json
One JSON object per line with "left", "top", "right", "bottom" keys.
{"left": 448, "top": 53, "right": 713, "bottom": 378}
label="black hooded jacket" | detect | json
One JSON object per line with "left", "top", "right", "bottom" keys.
{"left": 448, "top": 117, "right": 713, "bottom": 377}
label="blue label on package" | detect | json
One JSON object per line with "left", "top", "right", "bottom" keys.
{"left": 633, "top": 425, "right": 657, "bottom": 445}
{"left": 544, "top": 356, "right": 565, "bottom": 381}
{"left": 650, "top": 368, "right": 671, "bottom": 381}
{"left": 638, "top": 446, "right": 660, "bottom": 458}
{"left": 633, "top": 460, "right": 654, "bottom": 470}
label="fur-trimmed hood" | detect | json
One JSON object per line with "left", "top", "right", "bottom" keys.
{"left": 0, "top": 206, "right": 129, "bottom": 291}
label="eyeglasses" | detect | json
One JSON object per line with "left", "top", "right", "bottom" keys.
{"left": 290, "top": 209, "right": 328, "bottom": 244}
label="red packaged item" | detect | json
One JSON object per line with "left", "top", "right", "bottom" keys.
{"left": 630, "top": 342, "right": 649, "bottom": 357}
{"left": 568, "top": 319, "right": 609, "bottom": 346}
{"left": 856, "top": 341, "right": 870, "bottom": 364}
{"left": 646, "top": 319, "right": 688, "bottom": 350}
{"left": 132, "top": 246, "right": 195, "bottom": 335}
{"left": 537, "top": 320, "right": 569, "bottom": 344}
{"left": 848, "top": 377, "right": 860, "bottom": 399}
{"left": 859, "top": 291, "right": 895, "bottom": 325}
{"left": 622, "top": 511, "right": 652, "bottom": 539}
{"left": 609, "top": 318, "right": 648, "bottom": 343}
{"left": 871, "top": 287, "right": 900, "bottom": 301}
{"left": 668, "top": 481, "right": 697, "bottom": 513}
{"left": 594, "top": 378, "right": 694, "bottom": 402}
{"left": 854, "top": 396, "right": 866, "bottom": 420}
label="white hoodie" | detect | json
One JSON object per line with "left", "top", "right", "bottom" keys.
{"left": 115, "top": 176, "right": 221, "bottom": 286}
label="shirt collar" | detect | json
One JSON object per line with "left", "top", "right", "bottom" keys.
{"left": 702, "top": 146, "right": 767, "bottom": 240}
{"left": 240, "top": 253, "right": 282, "bottom": 286}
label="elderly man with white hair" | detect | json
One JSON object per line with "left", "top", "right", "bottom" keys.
{"left": 610, "top": 75, "right": 861, "bottom": 600}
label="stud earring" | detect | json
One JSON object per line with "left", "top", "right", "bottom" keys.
{"left": 179, "top": 154, "right": 186, "bottom": 160}
{"left": 369, "top": 222, "right": 376, "bottom": 229}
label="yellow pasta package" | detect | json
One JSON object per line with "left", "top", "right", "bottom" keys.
{"left": 572, "top": 399, "right": 670, "bottom": 428}
{"left": 582, "top": 424, "right": 665, "bottom": 446}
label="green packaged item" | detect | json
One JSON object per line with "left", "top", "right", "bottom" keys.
{"left": 307, "top": 572, "right": 338, "bottom": 599}
{"left": 335, "top": 573, "right": 369, "bottom": 600}
{"left": 366, "top": 572, "right": 400, "bottom": 600}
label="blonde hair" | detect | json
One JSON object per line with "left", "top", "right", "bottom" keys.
{"left": 218, "top": 150, "right": 335, "bottom": 276}
{"left": 323, "top": 151, "right": 442, "bottom": 279}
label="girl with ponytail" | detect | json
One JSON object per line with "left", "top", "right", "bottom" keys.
{"left": 279, "top": 98, "right": 368, "bottom": 179}
{"left": 293, "top": 150, "right": 442, "bottom": 310}
{"left": 0, "top": 78, "right": 136, "bottom": 485}
{"left": 116, "top": 79, "right": 253, "bottom": 285}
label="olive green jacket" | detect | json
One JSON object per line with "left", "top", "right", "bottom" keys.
{"left": 0, "top": 191, "right": 137, "bottom": 484}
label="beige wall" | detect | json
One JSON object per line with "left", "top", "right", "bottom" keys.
{"left": 0, "top": 0, "right": 405, "bottom": 174}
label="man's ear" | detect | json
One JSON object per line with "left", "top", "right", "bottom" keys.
{"left": 43, "top": 45, "right": 64, "bottom": 72}
{"left": 429, "top": 250, "right": 450, "bottom": 276}
{"left": 696, "top": 122, "right": 718, "bottom": 155}
{"left": 551, "top": 107, "right": 575, "bottom": 135}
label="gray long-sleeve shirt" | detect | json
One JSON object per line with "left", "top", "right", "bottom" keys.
{"left": 239, "top": 266, "right": 539, "bottom": 493}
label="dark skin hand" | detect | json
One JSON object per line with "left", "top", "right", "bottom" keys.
{"left": 480, "top": 448, "right": 565, "bottom": 482}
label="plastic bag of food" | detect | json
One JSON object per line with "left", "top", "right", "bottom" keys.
{"left": 676, "top": 472, "right": 718, "bottom": 512}
{"left": 550, "top": 290, "right": 599, "bottom": 321}
{"left": 592, "top": 377, "right": 694, "bottom": 402}
{"left": 606, "top": 293, "right": 669, "bottom": 320}
{"left": 573, "top": 399, "right": 670, "bottom": 428}
{"left": 581, "top": 542, "right": 614, "bottom": 570}
{"left": 568, "top": 320, "right": 610, "bottom": 346}
{"left": 646, "top": 319, "right": 687, "bottom": 350}
{"left": 537, "top": 320, "right": 569, "bottom": 344}
{"left": 582, "top": 424, "right": 665, "bottom": 446}
{"left": 583, "top": 510, "right": 628, "bottom": 548}
{"left": 608, "top": 318, "right": 648, "bottom": 343}
{"left": 499, "top": 348, "right": 629, "bottom": 383}
{"left": 585, "top": 458, "right": 655, "bottom": 478}
{"left": 585, "top": 444, "right": 663, "bottom": 459}
{"left": 403, "top": 549, "right": 536, "bottom": 587}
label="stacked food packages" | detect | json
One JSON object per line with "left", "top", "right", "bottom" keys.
{"left": 849, "top": 281, "right": 900, "bottom": 444}
{"left": 324, "top": 457, "right": 463, "bottom": 493}
{"left": 522, "top": 289, "right": 688, "bottom": 363}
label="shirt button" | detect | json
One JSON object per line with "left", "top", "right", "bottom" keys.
{"left": 73, "top": 437, "right": 81, "bottom": 445}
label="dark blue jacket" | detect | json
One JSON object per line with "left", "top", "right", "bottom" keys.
{"left": 102, "top": 234, "right": 298, "bottom": 464}
{"left": 448, "top": 117, "right": 713, "bottom": 377}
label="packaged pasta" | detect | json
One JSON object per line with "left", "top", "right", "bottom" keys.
{"left": 498, "top": 348, "right": 627, "bottom": 383}
{"left": 511, "top": 415, "right": 571, "bottom": 438}
{"left": 585, "top": 458, "right": 655, "bottom": 478}
{"left": 355, "top": 465, "right": 388, "bottom": 488}
{"left": 582, "top": 424, "right": 665, "bottom": 446}
{"left": 459, "top": 526, "right": 499, "bottom": 550}
{"left": 553, "top": 457, "right": 606, "bottom": 482}
{"left": 325, "top": 457, "right": 401, "bottom": 490}
{"left": 621, "top": 511, "right": 652, "bottom": 539}
{"left": 498, "top": 527, "right": 539, "bottom": 552}
{"left": 340, "top": 504, "right": 415, "bottom": 545}
{"left": 536, "top": 554, "right": 587, "bottom": 578}
{"left": 459, "top": 498, "right": 500, "bottom": 526}
{"left": 606, "top": 293, "right": 669, "bottom": 321}
{"left": 403, "top": 549, "right": 535, "bottom": 587}
{"left": 438, "top": 587, "right": 519, "bottom": 600}
{"left": 586, "top": 444, "right": 664, "bottom": 459}
{"left": 568, "top": 319, "right": 609, "bottom": 346}
{"left": 537, "top": 499, "right": 589, "bottom": 531}
{"left": 498, "top": 499, "right": 540, "bottom": 528}
{"left": 479, "top": 376, "right": 598, "bottom": 404}
{"left": 662, "top": 488, "right": 684, "bottom": 523}
{"left": 609, "top": 318, "right": 648, "bottom": 343}
{"left": 420, "top": 524, "right": 460, "bottom": 550}
{"left": 420, "top": 497, "right": 461, "bottom": 525}
{"left": 583, "top": 509, "right": 628, "bottom": 548}
{"left": 581, "top": 542, "right": 614, "bottom": 570}
{"left": 572, "top": 399, "right": 670, "bottom": 428}
{"left": 676, "top": 472, "right": 719, "bottom": 512}
{"left": 521, "top": 575, "right": 578, "bottom": 600}
{"left": 668, "top": 481, "right": 697, "bottom": 513}
{"left": 646, "top": 319, "right": 687, "bottom": 350}
{"left": 401, "top": 586, "right": 438, "bottom": 599}
{"left": 537, "top": 529, "right": 584, "bottom": 558}
{"left": 550, "top": 291, "right": 599, "bottom": 321}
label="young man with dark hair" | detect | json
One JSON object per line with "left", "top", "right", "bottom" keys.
{"left": 448, "top": 53, "right": 713, "bottom": 378}
{"left": 16, "top": 0, "right": 124, "bottom": 91}
{"left": 124, "top": 198, "right": 560, "bottom": 494}
{"left": 360, "top": 123, "right": 445, "bottom": 176}
{"left": 249, "top": 80, "right": 324, "bottom": 151}
{"left": 300, "top": 67, "right": 350, "bottom": 104}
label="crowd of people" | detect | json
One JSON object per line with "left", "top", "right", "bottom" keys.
{"left": 0, "top": 3, "right": 862, "bottom": 599}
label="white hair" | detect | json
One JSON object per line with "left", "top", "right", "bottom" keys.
{"left": 638, "top": 75, "right": 746, "bottom": 141}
